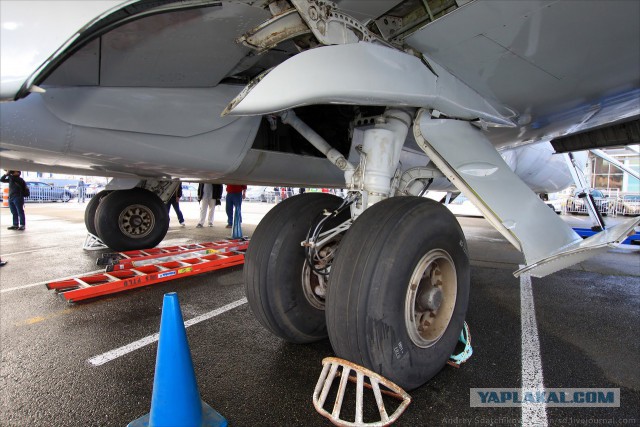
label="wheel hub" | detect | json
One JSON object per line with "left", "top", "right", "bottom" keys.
{"left": 118, "top": 204, "right": 155, "bottom": 239}
{"left": 130, "top": 216, "right": 143, "bottom": 227}
{"left": 405, "top": 249, "right": 457, "bottom": 348}
{"left": 302, "top": 240, "right": 340, "bottom": 310}
{"left": 417, "top": 286, "right": 443, "bottom": 312}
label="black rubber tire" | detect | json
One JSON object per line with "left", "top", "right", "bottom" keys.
{"left": 244, "top": 193, "right": 349, "bottom": 343}
{"left": 326, "top": 197, "right": 470, "bottom": 390}
{"left": 84, "top": 190, "right": 111, "bottom": 236}
{"left": 94, "top": 188, "right": 169, "bottom": 251}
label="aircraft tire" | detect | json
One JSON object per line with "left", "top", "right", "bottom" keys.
{"left": 326, "top": 197, "right": 470, "bottom": 390}
{"left": 84, "top": 190, "right": 111, "bottom": 236}
{"left": 244, "top": 193, "right": 348, "bottom": 344}
{"left": 95, "top": 188, "right": 169, "bottom": 251}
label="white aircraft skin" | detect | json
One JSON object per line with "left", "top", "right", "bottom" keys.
{"left": 1, "top": 0, "right": 639, "bottom": 391}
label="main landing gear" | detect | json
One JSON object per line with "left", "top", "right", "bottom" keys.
{"left": 245, "top": 194, "right": 469, "bottom": 390}
{"left": 244, "top": 107, "right": 471, "bottom": 390}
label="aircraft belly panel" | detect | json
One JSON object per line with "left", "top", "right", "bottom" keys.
{"left": 40, "top": 86, "right": 246, "bottom": 138}
{"left": 0, "top": 92, "right": 262, "bottom": 178}
{"left": 70, "top": 117, "right": 261, "bottom": 177}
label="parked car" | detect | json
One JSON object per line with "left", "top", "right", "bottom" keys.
{"left": 565, "top": 189, "right": 609, "bottom": 215}
{"left": 85, "top": 184, "right": 106, "bottom": 197}
{"left": 25, "top": 181, "right": 72, "bottom": 202}
{"left": 244, "top": 186, "right": 271, "bottom": 202}
{"left": 64, "top": 184, "right": 78, "bottom": 197}
{"left": 541, "top": 193, "right": 562, "bottom": 214}
{"left": 445, "top": 195, "right": 482, "bottom": 217}
{"left": 616, "top": 194, "right": 640, "bottom": 216}
{"left": 180, "top": 184, "right": 198, "bottom": 201}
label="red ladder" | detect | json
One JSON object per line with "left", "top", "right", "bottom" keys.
{"left": 98, "top": 239, "right": 249, "bottom": 271}
{"left": 46, "top": 240, "right": 249, "bottom": 302}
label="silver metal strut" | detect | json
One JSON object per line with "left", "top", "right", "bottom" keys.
{"left": 413, "top": 109, "right": 639, "bottom": 278}
{"left": 563, "top": 152, "right": 606, "bottom": 230}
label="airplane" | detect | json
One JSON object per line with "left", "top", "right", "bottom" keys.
{"left": 1, "top": 0, "right": 639, "bottom": 391}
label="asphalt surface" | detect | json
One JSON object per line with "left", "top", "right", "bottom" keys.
{"left": 0, "top": 200, "right": 638, "bottom": 426}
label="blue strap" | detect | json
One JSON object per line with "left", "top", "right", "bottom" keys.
{"left": 449, "top": 321, "right": 473, "bottom": 367}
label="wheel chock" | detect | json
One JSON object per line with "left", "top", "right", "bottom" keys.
{"left": 447, "top": 321, "right": 473, "bottom": 368}
{"left": 231, "top": 207, "right": 242, "bottom": 239}
{"left": 128, "top": 293, "right": 228, "bottom": 427}
{"left": 83, "top": 233, "right": 107, "bottom": 251}
{"left": 313, "top": 357, "right": 411, "bottom": 427}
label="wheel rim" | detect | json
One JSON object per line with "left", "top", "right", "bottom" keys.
{"left": 301, "top": 239, "right": 340, "bottom": 310}
{"left": 117, "top": 204, "right": 155, "bottom": 239}
{"left": 405, "top": 249, "right": 457, "bottom": 348}
{"left": 302, "top": 263, "right": 328, "bottom": 310}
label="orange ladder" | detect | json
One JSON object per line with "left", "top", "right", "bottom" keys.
{"left": 98, "top": 239, "right": 249, "bottom": 271}
{"left": 46, "top": 240, "right": 249, "bottom": 302}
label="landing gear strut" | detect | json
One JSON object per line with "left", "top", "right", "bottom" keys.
{"left": 245, "top": 108, "right": 471, "bottom": 390}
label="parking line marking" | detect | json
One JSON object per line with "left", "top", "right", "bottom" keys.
{"left": 88, "top": 297, "right": 247, "bottom": 366}
{"left": 0, "top": 270, "right": 104, "bottom": 293}
{"left": 1, "top": 246, "right": 78, "bottom": 256}
{"left": 520, "top": 268, "right": 548, "bottom": 426}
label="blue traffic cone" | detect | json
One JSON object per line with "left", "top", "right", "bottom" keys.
{"left": 128, "top": 292, "right": 227, "bottom": 427}
{"left": 231, "top": 207, "right": 242, "bottom": 239}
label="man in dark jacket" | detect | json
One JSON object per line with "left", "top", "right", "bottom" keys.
{"left": 166, "top": 181, "right": 185, "bottom": 226}
{"left": 1, "top": 170, "right": 28, "bottom": 230}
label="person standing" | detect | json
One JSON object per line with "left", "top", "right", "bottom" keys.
{"left": 197, "top": 183, "right": 223, "bottom": 228}
{"left": 167, "top": 182, "right": 185, "bottom": 226}
{"left": 77, "top": 178, "right": 86, "bottom": 203}
{"left": 1, "top": 170, "right": 28, "bottom": 230}
{"left": 225, "top": 184, "right": 246, "bottom": 229}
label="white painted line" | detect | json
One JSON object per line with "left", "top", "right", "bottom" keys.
{"left": 520, "top": 267, "right": 548, "bottom": 427}
{"left": 0, "top": 229, "right": 85, "bottom": 238}
{"left": 1, "top": 246, "right": 77, "bottom": 256}
{"left": 0, "top": 269, "right": 104, "bottom": 293}
{"left": 88, "top": 297, "right": 247, "bottom": 366}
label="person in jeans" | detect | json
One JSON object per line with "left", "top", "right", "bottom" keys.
{"left": 225, "top": 184, "right": 246, "bottom": 229}
{"left": 197, "top": 183, "right": 223, "bottom": 228}
{"left": 1, "top": 170, "right": 28, "bottom": 230}
{"left": 77, "top": 178, "right": 86, "bottom": 203}
{"left": 167, "top": 182, "right": 185, "bottom": 226}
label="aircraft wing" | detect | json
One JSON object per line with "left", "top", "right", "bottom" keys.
{"left": 405, "top": 0, "right": 640, "bottom": 149}
{"left": 0, "top": 0, "right": 637, "bottom": 185}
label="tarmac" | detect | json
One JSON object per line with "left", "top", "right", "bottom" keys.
{"left": 0, "top": 199, "right": 638, "bottom": 426}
